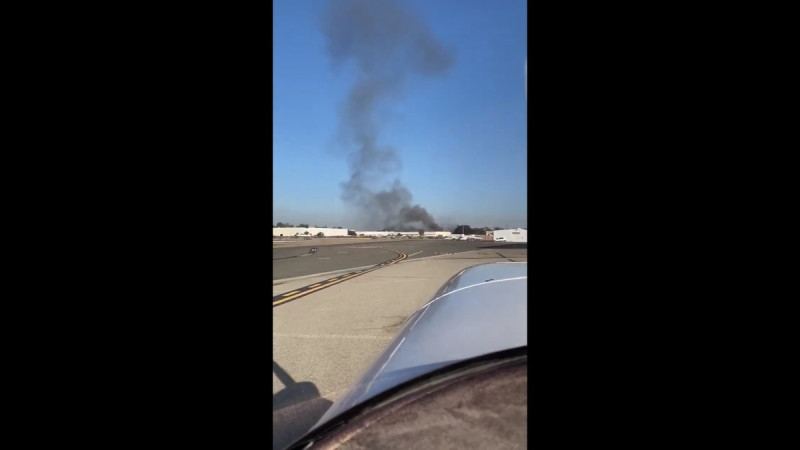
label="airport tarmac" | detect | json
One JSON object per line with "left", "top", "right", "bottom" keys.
{"left": 273, "top": 237, "right": 381, "bottom": 248}
{"left": 273, "top": 238, "right": 523, "bottom": 280}
{"left": 272, "top": 245, "right": 527, "bottom": 449}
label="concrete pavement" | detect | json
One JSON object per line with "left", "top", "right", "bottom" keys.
{"left": 272, "top": 247, "right": 527, "bottom": 449}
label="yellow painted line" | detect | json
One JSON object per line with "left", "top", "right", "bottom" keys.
{"left": 273, "top": 249, "right": 408, "bottom": 306}
{"left": 387, "top": 253, "right": 407, "bottom": 265}
{"left": 281, "top": 290, "right": 300, "bottom": 297}
{"left": 334, "top": 273, "right": 361, "bottom": 283}
{"left": 273, "top": 274, "right": 362, "bottom": 306}
{"left": 273, "top": 270, "right": 374, "bottom": 305}
{"left": 336, "top": 273, "right": 361, "bottom": 281}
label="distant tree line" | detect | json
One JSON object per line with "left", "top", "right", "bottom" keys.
{"left": 273, "top": 223, "right": 344, "bottom": 229}
{"left": 453, "top": 225, "right": 500, "bottom": 236}
{"left": 451, "top": 225, "right": 504, "bottom": 235}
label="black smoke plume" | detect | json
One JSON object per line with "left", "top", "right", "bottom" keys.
{"left": 321, "top": 0, "right": 454, "bottom": 231}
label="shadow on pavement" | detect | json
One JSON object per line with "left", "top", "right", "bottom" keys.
{"left": 478, "top": 243, "right": 528, "bottom": 250}
{"left": 273, "top": 361, "right": 333, "bottom": 450}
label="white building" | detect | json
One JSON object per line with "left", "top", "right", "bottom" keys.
{"left": 273, "top": 227, "right": 349, "bottom": 238}
{"left": 493, "top": 228, "right": 527, "bottom": 243}
{"left": 355, "top": 231, "right": 392, "bottom": 237}
{"left": 424, "top": 231, "right": 452, "bottom": 238}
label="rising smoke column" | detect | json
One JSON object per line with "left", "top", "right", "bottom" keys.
{"left": 321, "top": 0, "right": 454, "bottom": 231}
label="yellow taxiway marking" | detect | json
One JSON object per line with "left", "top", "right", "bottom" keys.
{"left": 272, "top": 249, "right": 408, "bottom": 306}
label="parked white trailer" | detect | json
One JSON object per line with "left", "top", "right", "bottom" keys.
{"left": 493, "top": 228, "right": 527, "bottom": 243}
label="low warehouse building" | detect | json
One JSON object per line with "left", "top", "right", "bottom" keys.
{"left": 273, "top": 227, "right": 349, "bottom": 238}
{"left": 424, "top": 231, "right": 452, "bottom": 238}
{"left": 356, "top": 231, "right": 452, "bottom": 238}
{"left": 355, "top": 231, "right": 392, "bottom": 237}
{"left": 493, "top": 228, "right": 527, "bottom": 242}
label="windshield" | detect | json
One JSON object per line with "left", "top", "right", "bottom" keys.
{"left": 273, "top": 1, "right": 527, "bottom": 448}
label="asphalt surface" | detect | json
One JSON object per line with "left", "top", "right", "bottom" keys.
{"left": 273, "top": 239, "right": 522, "bottom": 280}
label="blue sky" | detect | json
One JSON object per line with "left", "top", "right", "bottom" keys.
{"left": 274, "top": 0, "right": 527, "bottom": 230}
